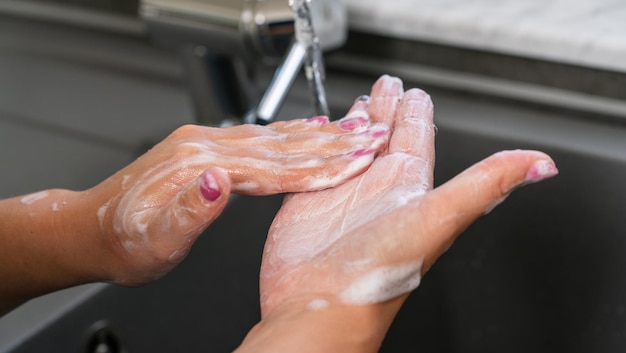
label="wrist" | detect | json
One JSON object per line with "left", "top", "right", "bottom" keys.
{"left": 237, "top": 295, "right": 405, "bottom": 353}
{"left": 57, "top": 189, "right": 119, "bottom": 284}
{"left": 0, "top": 188, "right": 114, "bottom": 312}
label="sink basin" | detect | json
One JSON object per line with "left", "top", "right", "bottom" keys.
{"left": 388, "top": 126, "right": 626, "bottom": 353}
{"left": 5, "top": 7, "right": 626, "bottom": 351}
{"left": 6, "top": 194, "right": 282, "bottom": 353}
{"left": 3, "top": 3, "right": 626, "bottom": 349}
{"left": 3, "top": 65, "right": 626, "bottom": 352}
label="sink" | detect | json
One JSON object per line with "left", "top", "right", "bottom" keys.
{"left": 6, "top": 194, "right": 281, "bottom": 353}
{"left": 4, "top": 71, "right": 626, "bottom": 353}
{"left": 2, "top": 10, "right": 626, "bottom": 349}
{"left": 388, "top": 124, "right": 626, "bottom": 352}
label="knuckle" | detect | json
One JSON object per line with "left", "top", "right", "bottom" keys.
{"left": 169, "top": 124, "right": 202, "bottom": 140}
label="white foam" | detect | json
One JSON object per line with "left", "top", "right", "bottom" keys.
{"left": 307, "top": 299, "right": 330, "bottom": 311}
{"left": 121, "top": 175, "right": 132, "bottom": 189}
{"left": 97, "top": 202, "right": 110, "bottom": 231}
{"left": 168, "top": 249, "right": 186, "bottom": 263}
{"left": 233, "top": 180, "right": 261, "bottom": 193}
{"left": 340, "top": 261, "right": 423, "bottom": 305}
{"left": 20, "top": 191, "right": 49, "bottom": 205}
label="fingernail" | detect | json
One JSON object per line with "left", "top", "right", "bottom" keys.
{"left": 367, "top": 125, "right": 389, "bottom": 138}
{"left": 525, "top": 160, "right": 559, "bottom": 183}
{"left": 306, "top": 116, "right": 329, "bottom": 124}
{"left": 339, "top": 117, "right": 368, "bottom": 131}
{"left": 354, "top": 95, "right": 370, "bottom": 103}
{"left": 377, "top": 75, "right": 403, "bottom": 97}
{"left": 339, "top": 111, "right": 369, "bottom": 131}
{"left": 349, "top": 148, "right": 376, "bottom": 158}
{"left": 200, "top": 172, "right": 221, "bottom": 202}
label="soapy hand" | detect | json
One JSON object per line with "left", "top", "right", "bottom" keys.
{"left": 89, "top": 118, "right": 388, "bottom": 285}
{"left": 259, "top": 76, "right": 559, "bottom": 316}
{"left": 0, "top": 109, "right": 389, "bottom": 316}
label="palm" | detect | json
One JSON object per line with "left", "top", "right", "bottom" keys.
{"left": 260, "top": 76, "right": 436, "bottom": 313}
{"left": 262, "top": 155, "right": 428, "bottom": 306}
{"left": 259, "top": 76, "right": 557, "bottom": 316}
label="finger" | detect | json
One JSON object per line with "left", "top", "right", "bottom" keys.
{"left": 155, "top": 168, "right": 232, "bottom": 262}
{"left": 210, "top": 114, "right": 375, "bottom": 154}
{"left": 267, "top": 116, "right": 331, "bottom": 134}
{"left": 274, "top": 96, "right": 371, "bottom": 135}
{"left": 216, "top": 119, "right": 388, "bottom": 159}
{"left": 418, "top": 150, "right": 558, "bottom": 270}
{"left": 310, "top": 107, "right": 371, "bottom": 135}
{"left": 388, "top": 88, "right": 435, "bottom": 188}
{"left": 230, "top": 141, "right": 385, "bottom": 195}
{"left": 300, "top": 98, "right": 371, "bottom": 135}
{"left": 166, "top": 124, "right": 388, "bottom": 195}
{"left": 368, "top": 75, "right": 404, "bottom": 128}
{"left": 348, "top": 95, "right": 370, "bottom": 114}
{"left": 389, "top": 88, "right": 434, "bottom": 156}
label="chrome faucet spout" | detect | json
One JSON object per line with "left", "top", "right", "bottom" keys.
{"left": 247, "top": 41, "right": 307, "bottom": 124}
{"left": 141, "top": 0, "right": 347, "bottom": 126}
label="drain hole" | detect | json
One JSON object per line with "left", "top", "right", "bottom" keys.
{"left": 83, "top": 321, "right": 125, "bottom": 353}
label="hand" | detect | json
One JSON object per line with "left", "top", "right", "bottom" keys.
{"left": 80, "top": 118, "right": 388, "bottom": 285}
{"left": 0, "top": 114, "right": 388, "bottom": 315}
{"left": 257, "top": 76, "right": 558, "bottom": 338}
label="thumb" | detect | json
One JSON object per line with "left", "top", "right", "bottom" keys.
{"left": 158, "top": 167, "right": 232, "bottom": 245}
{"left": 418, "top": 150, "right": 558, "bottom": 270}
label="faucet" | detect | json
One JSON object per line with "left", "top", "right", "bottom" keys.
{"left": 139, "top": 0, "right": 347, "bottom": 126}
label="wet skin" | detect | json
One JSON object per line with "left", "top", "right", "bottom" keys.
{"left": 88, "top": 111, "right": 388, "bottom": 285}
{"left": 259, "top": 75, "right": 559, "bottom": 317}
{"left": 0, "top": 108, "right": 389, "bottom": 313}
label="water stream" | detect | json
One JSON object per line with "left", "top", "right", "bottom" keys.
{"left": 290, "top": 0, "right": 330, "bottom": 117}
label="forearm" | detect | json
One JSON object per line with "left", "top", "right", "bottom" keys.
{"left": 0, "top": 189, "right": 112, "bottom": 315}
{"left": 235, "top": 296, "right": 405, "bottom": 353}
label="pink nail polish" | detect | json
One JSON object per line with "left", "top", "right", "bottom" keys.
{"left": 200, "top": 172, "right": 221, "bottom": 201}
{"left": 349, "top": 148, "right": 376, "bottom": 158}
{"left": 339, "top": 116, "right": 368, "bottom": 131}
{"left": 358, "top": 125, "right": 389, "bottom": 138}
{"left": 306, "top": 116, "right": 329, "bottom": 124}
{"left": 369, "top": 126, "right": 389, "bottom": 138}
{"left": 525, "top": 160, "right": 559, "bottom": 183}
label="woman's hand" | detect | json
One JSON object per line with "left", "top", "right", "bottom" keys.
{"left": 88, "top": 117, "right": 388, "bottom": 285}
{"left": 0, "top": 115, "right": 387, "bottom": 315}
{"left": 246, "top": 76, "right": 558, "bottom": 352}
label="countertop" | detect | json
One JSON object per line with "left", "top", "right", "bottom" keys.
{"left": 344, "top": 0, "right": 626, "bottom": 73}
{"left": 2, "top": 0, "right": 625, "bottom": 73}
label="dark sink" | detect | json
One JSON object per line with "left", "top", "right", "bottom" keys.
{"left": 5, "top": 72, "right": 626, "bottom": 353}
{"left": 388, "top": 128, "right": 626, "bottom": 353}
{"left": 8, "top": 194, "right": 281, "bottom": 353}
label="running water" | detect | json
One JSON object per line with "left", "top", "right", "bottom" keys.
{"left": 290, "top": 0, "right": 330, "bottom": 117}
